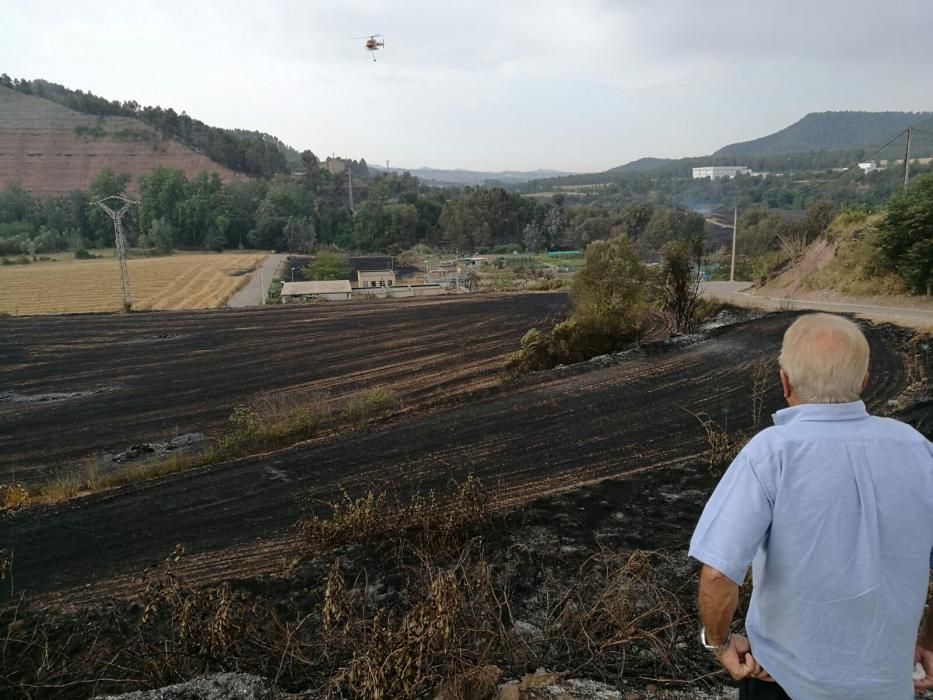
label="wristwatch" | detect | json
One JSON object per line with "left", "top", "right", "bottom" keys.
{"left": 700, "top": 626, "right": 732, "bottom": 655}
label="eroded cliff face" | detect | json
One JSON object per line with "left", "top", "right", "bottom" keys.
{"left": 0, "top": 86, "right": 243, "bottom": 196}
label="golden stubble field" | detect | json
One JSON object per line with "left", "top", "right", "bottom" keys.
{"left": 0, "top": 252, "right": 266, "bottom": 315}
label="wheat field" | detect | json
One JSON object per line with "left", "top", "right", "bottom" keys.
{"left": 0, "top": 253, "right": 266, "bottom": 315}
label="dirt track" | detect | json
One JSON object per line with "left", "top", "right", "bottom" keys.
{"left": 0, "top": 293, "right": 567, "bottom": 483}
{"left": 3, "top": 312, "right": 921, "bottom": 603}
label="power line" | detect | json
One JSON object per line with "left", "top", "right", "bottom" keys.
{"left": 803, "top": 128, "right": 909, "bottom": 189}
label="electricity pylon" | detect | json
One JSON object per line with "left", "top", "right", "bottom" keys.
{"left": 94, "top": 195, "right": 138, "bottom": 311}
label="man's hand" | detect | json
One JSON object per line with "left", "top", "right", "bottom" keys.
{"left": 916, "top": 644, "right": 933, "bottom": 692}
{"left": 716, "top": 633, "right": 774, "bottom": 682}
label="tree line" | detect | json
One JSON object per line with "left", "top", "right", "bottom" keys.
{"left": 0, "top": 157, "right": 720, "bottom": 262}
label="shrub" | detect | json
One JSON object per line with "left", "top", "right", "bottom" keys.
{"left": 221, "top": 390, "right": 329, "bottom": 453}
{"left": 266, "top": 278, "right": 283, "bottom": 303}
{"left": 303, "top": 250, "right": 351, "bottom": 281}
{"left": 879, "top": 173, "right": 933, "bottom": 293}
{"left": 74, "top": 248, "right": 93, "bottom": 259}
{"left": 506, "top": 328, "right": 553, "bottom": 374}
{"left": 341, "top": 388, "right": 402, "bottom": 426}
{"left": 833, "top": 206, "right": 872, "bottom": 230}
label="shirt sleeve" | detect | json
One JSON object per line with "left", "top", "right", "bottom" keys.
{"left": 689, "top": 450, "right": 775, "bottom": 585}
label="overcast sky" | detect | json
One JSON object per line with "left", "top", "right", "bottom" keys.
{"left": 3, "top": 1, "right": 931, "bottom": 172}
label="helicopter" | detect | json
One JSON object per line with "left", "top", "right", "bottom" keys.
{"left": 353, "top": 34, "right": 384, "bottom": 61}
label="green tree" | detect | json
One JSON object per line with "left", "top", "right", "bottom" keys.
{"left": 177, "top": 172, "right": 228, "bottom": 248}
{"left": 89, "top": 168, "right": 131, "bottom": 200}
{"left": 0, "top": 182, "right": 37, "bottom": 223}
{"left": 657, "top": 239, "right": 703, "bottom": 333}
{"left": 572, "top": 233, "right": 648, "bottom": 340}
{"left": 149, "top": 218, "right": 176, "bottom": 254}
{"left": 879, "top": 173, "right": 933, "bottom": 294}
{"left": 283, "top": 216, "right": 317, "bottom": 253}
{"left": 249, "top": 177, "right": 308, "bottom": 249}
{"left": 138, "top": 167, "right": 188, "bottom": 233}
{"left": 383, "top": 203, "right": 419, "bottom": 249}
{"left": 522, "top": 222, "right": 545, "bottom": 252}
{"left": 303, "top": 251, "right": 350, "bottom": 281}
{"left": 542, "top": 206, "right": 566, "bottom": 250}
{"left": 802, "top": 200, "right": 834, "bottom": 241}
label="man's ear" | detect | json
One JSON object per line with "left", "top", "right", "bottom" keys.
{"left": 780, "top": 368, "right": 793, "bottom": 402}
{"left": 861, "top": 373, "right": 869, "bottom": 393}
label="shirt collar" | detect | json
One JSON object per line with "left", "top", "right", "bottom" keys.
{"left": 772, "top": 400, "right": 869, "bottom": 426}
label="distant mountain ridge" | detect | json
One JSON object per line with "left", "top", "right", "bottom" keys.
{"left": 370, "top": 164, "right": 573, "bottom": 185}
{"left": 714, "top": 111, "right": 933, "bottom": 157}
{"left": 534, "top": 110, "right": 933, "bottom": 187}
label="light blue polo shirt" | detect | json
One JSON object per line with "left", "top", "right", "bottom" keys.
{"left": 690, "top": 401, "right": 933, "bottom": 700}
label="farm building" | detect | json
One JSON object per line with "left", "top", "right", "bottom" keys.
{"left": 356, "top": 269, "right": 396, "bottom": 288}
{"left": 281, "top": 280, "right": 353, "bottom": 302}
{"left": 353, "top": 283, "right": 446, "bottom": 299}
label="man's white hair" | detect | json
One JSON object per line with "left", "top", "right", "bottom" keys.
{"left": 778, "top": 313, "right": 870, "bottom": 404}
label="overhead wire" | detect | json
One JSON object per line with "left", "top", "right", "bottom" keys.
{"left": 802, "top": 128, "right": 909, "bottom": 189}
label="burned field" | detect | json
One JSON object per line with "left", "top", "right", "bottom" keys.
{"left": 1, "top": 310, "right": 929, "bottom": 698}
{"left": 0, "top": 292, "right": 567, "bottom": 484}
{"left": 4, "top": 312, "right": 924, "bottom": 599}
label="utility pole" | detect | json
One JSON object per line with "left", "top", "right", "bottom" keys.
{"left": 347, "top": 171, "right": 355, "bottom": 211}
{"left": 259, "top": 265, "right": 265, "bottom": 305}
{"left": 94, "top": 196, "right": 138, "bottom": 311}
{"left": 904, "top": 127, "right": 912, "bottom": 188}
{"left": 730, "top": 206, "right": 738, "bottom": 283}
{"left": 386, "top": 159, "right": 390, "bottom": 172}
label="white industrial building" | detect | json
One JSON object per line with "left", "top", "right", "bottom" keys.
{"left": 692, "top": 166, "right": 751, "bottom": 180}
{"left": 858, "top": 161, "right": 882, "bottom": 174}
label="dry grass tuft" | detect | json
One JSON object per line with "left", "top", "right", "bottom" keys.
{"left": 687, "top": 410, "right": 745, "bottom": 476}
{"left": 27, "top": 388, "right": 406, "bottom": 505}
{"left": 1, "top": 477, "right": 708, "bottom": 698}
{"left": 0, "top": 483, "right": 30, "bottom": 513}
{"left": 298, "top": 475, "right": 490, "bottom": 556}
{"left": 341, "top": 387, "right": 403, "bottom": 427}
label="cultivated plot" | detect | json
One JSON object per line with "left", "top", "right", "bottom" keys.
{"left": 0, "top": 252, "right": 265, "bottom": 315}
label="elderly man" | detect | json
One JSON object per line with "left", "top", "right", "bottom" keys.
{"left": 689, "top": 313, "right": 933, "bottom": 699}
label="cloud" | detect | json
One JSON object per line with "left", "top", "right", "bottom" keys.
{"left": 3, "top": 0, "right": 931, "bottom": 171}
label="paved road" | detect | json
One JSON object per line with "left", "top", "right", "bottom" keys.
{"left": 226, "top": 253, "right": 287, "bottom": 307}
{"left": 703, "top": 281, "right": 933, "bottom": 330}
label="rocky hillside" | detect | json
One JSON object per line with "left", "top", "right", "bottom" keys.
{"left": 755, "top": 212, "right": 912, "bottom": 299}
{"left": 0, "top": 86, "right": 241, "bottom": 197}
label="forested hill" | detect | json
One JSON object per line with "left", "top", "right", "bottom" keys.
{"left": 714, "top": 111, "right": 933, "bottom": 158}
{"left": 0, "top": 75, "right": 291, "bottom": 178}
{"left": 0, "top": 85, "right": 246, "bottom": 197}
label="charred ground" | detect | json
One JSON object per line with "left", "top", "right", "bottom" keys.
{"left": 3, "top": 311, "right": 925, "bottom": 602}
{"left": 0, "top": 292, "right": 567, "bottom": 484}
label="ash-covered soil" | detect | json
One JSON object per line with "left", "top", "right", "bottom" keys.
{"left": 1, "top": 311, "right": 928, "bottom": 699}
{"left": 3, "top": 312, "right": 925, "bottom": 603}
{"left": 0, "top": 292, "right": 567, "bottom": 483}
